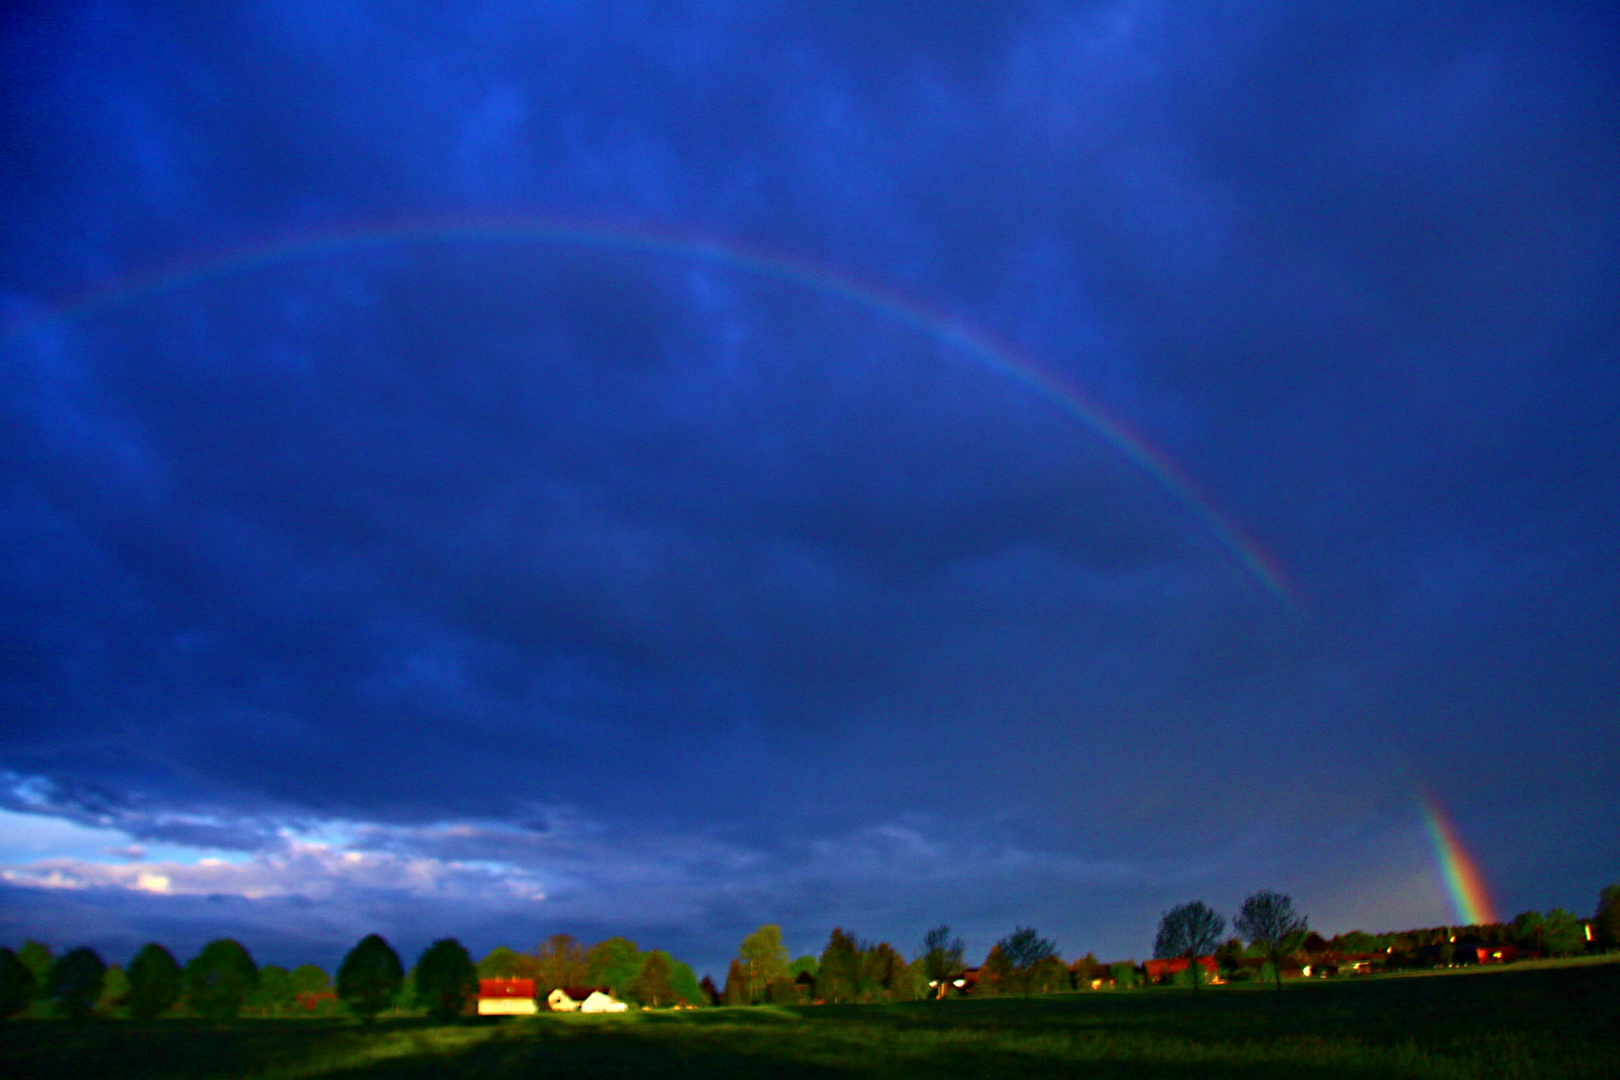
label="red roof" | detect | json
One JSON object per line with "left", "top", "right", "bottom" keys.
{"left": 479, "top": 978, "right": 536, "bottom": 999}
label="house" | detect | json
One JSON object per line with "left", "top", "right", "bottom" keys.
{"left": 1143, "top": 956, "right": 1219, "bottom": 984}
{"left": 477, "top": 978, "right": 537, "bottom": 1015}
{"left": 580, "top": 990, "right": 629, "bottom": 1013}
{"left": 546, "top": 986, "right": 628, "bottom": 1013}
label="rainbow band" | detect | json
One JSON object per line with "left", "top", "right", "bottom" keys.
{"left": 2, "top": 214, "right": 1294, "bottom": 604}
{"left": 1421, "top": 791, "right": 1497, "bottom": 926}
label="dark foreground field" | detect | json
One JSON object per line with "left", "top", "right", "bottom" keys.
{"left": 5, "top": 959, "right": 1617, "bottom": 1079}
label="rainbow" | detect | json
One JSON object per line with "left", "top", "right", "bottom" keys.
{"left": 1420, "top": 790, "right": 1496, "bottom": 926}
{"left": 1, "top": 213, "right": 1295, "bottom": 604}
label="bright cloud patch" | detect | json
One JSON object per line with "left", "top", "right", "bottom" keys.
{"left": 0, "top": 839, "right": 547, "bottom": 901}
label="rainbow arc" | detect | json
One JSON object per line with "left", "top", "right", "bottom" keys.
{"left": 2, "top": 213, "right": 1295, "bottom": 605}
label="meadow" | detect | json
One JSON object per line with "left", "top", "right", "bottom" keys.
{"left": 3, "top": 957, "right": 1615, "bottom": 1079}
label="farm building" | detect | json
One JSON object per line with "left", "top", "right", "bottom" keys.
{"left": 477, "top": 978, "right": 537, "bottom": 1015}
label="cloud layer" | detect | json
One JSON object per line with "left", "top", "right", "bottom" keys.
{"left": 2, "top": 1, "right": 1617, "bottom": 971}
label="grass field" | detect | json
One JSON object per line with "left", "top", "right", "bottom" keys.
{"left": 4, "top": 957, "right": 1616, "bottom": 1079}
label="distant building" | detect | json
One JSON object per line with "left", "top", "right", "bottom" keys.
{"left": 478, "top": 978, "right": 537, "bottom": 1015}
{"left": 1143, "top": 956, "right": 1219, "bottom": 984}
{"left": 546, "top": 986, "right": 627, "bottom": 1013}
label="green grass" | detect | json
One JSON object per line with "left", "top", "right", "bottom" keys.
{"left": 5, "top": 958, "right": 1617, "bottom": 1078}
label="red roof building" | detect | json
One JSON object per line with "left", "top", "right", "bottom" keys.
{"left": 477, "top": 978, "right": 538, "bottom": 1015}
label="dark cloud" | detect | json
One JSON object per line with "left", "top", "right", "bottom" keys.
{"left": 1, "top": 1, "right": 1616, "bottom": 968}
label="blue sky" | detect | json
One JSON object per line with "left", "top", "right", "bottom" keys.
{"left": 1, "top": 1, "right": 1616, "bottom": 977}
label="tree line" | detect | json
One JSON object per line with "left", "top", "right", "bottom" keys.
{"left": 4, "top": 882, "right": 1614, "bottom": 1021}
{"left": 1150, "top": 884, "right": 1620, "bottom": 990}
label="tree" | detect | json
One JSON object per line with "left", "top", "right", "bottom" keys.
{"left": 1234, "top": 891, "right": 1307, "bottom": 990}
{"left": 1542, "top": 908, "right": 1585, "bottom": 957}
{"left": 860, "top": 941, "right": 913, "bottom": 1001}
{"left": 697, "top": 974, "right": 721, "bottom": 1006}
{"left": 1154, "top": 901, "right": 1225, "bottom": 991}
{"left": 977, "top": 944, "right": 1011, "bottom": 997}
{"left": 532, "top": 934, "right": 587, "bottom": 993}
{"left": 585, "top": 938, "right": 643, "bottom": 999}
{"left": 0, "top": 948, "right": 36, "bottom": 1019}
{"left": 817, "top": 928, "right": 861, "bottom": 1004}
{"left": 737, "top": 925, "right": 789, "bottom": 1002}
{"left": 186, "top": 939, "right": 258, "bottom": 1022}
{"left": 1154, "top": 901, "right": 1226, "bottom": 959}
{"left": 1595, "top": 883, "right": 1620, "bottom": 950}
{"left": 1512, "top": 910, "right": 1545, "bottom": 951}
{"left": 128, "top": 943, "right": 183, "bottom": 1021}
{"left": 336, "top": 934, "right": 404, "bottom": 1022}
{"left": 1071, "top": 952, "right": 1106, "bottom": 988}
{"left": 1108, "top": 961, "right": 1137, "bottom": 989}
{"left": 1030, "top": 954, "right": 1071, "bottom": 993}
{"left": 996, "top": 927, "right": 1059, "bottom": 997}
{"left": 476, "top": 946, "right": 531, "bottom": 979}
{"left": 414, "top": 939, "right": 478, "bottom": 1022}
{"left": 48, "top": 947, "right": 107, "bottom": 1020}
{"left": 721, "top": 958, "right": 750, "bottom": 1005}
{"left": 250, "top": 966, "right": 294, "bottom": 1014}
{"left": 668, "top": 958, "right": 705, "bottom": 1007}
{"left": 17, "top": 941, "right": 52, "bottom": 1001}
{"left": 629, "top": 951, "right": 676, "bottom": 1007}
{"left": 919, "top": 925, "right": 965, "bottom": 999}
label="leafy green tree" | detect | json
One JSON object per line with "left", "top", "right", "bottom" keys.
{"left": 626, "top": 950, "right": 676, "bottom": 1007}
{"left": 996, "top": 927, "right": 1059, "bottom": 997}
{"left": 17, "top": 941, "right": 52, "bottom": 997}
{"left": 250, "top": 966, "right": 294, "bottom": 1014}
{"left": 788, "top": 955, "right": 819, "bottom": 980}
{"left": 737, "top": 925, "right": 789, "bottom": 1002}
{"left": 532, "top": 934, "right": 587, "bottom": 993}
{"left": 476, "top": 946, "right": 531, "bottom": 979}
{"left": 669, "top": 958, "right": 705, "bottom": 1006}
{"left": 186, "top": 939, "right": 258, "bottom": 1022}
{"left": 291, "top": 964, "right": 330, "bottom": 995}
{"left": 49, "top": 947, "right": 107, "bottom": 1020}
{"left": 336, "top": 934, "right": 404, "bottom": 1022}
{"left": 0, "top": 948, "right": 36, "bottom": 1019}
{"left": 414, "top": 938, "right": 478, "bottom": 1021}
{"left": 128, "top": 943, "right": 184, "bottom": 1021}
{"left": 585, "top": 937, "right": 643, "bottom": 999}
{"left": 1596, "top": 883, "right": 1620, "bottom": 950}
{"left": 1108, "top": 961, "right": 1136, "bottom": 989}
{"left": 919, "top": 925, "right": 965, "bottom": 999}
{"left": 1542, "top": 908, "right": 1585, "bottom": 957}
{"left": 816, "top": 928, "right": 861, "bottom": 1004}
{"left": 1234, "top": 891, "right": 1307, "bottom": 990}
{"left": 98, "top": 964, "right": 129, "bottom": 1015}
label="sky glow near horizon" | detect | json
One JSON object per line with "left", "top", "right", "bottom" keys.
{"left": 1, "top": 2, "right": 1616, "bottom": 975}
